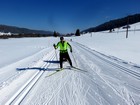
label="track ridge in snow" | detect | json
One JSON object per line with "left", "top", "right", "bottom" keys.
{"left": 3, "top": 50, "right": 55, "bottom": 105}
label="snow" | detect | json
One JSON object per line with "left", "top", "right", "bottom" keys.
{"left": 0, "top": 23, "right": 140, "bottom": 105}
{"left": 73, "top": 22, "right": 140, "bottom": 65}
{"left": 0, "top": 32, "right": 12, "bottom": 36}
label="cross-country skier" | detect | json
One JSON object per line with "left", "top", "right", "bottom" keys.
{"left": 53, "top": 37, "right": 73, "bottom": 69}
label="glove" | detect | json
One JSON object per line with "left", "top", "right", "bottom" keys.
{"left": 70, "top": 49, "right": 72, "bottom": 53}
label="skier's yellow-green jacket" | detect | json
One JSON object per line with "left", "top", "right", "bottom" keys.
{"left": 54, "top": 41, "right": 72, "bottom": 53}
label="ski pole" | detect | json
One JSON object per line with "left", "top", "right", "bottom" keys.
{"left": 54, "top": 49, "right": 59, "bottom": 68}
{"left": 71, "top": 52, "right": 78, "bottom": 67}
{"left": 53, "top": 44, "right": 58, "bottom": 61}
{"left": 53, "top": 44, "right": 59, "bottom": 68}
{"left": 55, "top": 49, "right": 58, "bottom": 61}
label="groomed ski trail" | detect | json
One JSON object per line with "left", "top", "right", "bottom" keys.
{"left": 1, "top": 41, "right": 140, "bottom": 105}
{"left": 20, "top": 41, "right": 140, "bottom": 105}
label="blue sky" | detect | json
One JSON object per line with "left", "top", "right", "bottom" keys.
{"left": 0, "top": 0, "right": 140, "bottom": 33}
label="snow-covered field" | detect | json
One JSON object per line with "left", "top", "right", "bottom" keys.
{"left": 74, "top": 22, "right": 140, "bottom": 65}
{"left": 0, "top": 23, "right": 140, "bottom": 105}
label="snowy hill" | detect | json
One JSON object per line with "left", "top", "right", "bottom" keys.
{"left": 74, "top": 22, "right": 140, "bottom": 65}
{"left": 0, "top": 23, "right": 140, "bottom": 105}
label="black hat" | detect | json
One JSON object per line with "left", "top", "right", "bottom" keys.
{"left": 60, "top": 37, "right": 64, "bottom": 40}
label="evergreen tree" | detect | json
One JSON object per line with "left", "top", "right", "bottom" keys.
{"left": 53, "top": 31, "right": 57, "bottom": 37}
{"left": 75, "top": 29, "right": 80, "bottom": 36}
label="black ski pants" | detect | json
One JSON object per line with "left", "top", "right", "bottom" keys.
{"left": 60, "top": 52, "right": 72, "bottom": 68}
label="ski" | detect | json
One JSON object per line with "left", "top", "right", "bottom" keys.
{"left": 71, "top": 66, "right": 87, "bottom": 72}
{"left": 45, "top": 69, "right": 64, "bottom": 78}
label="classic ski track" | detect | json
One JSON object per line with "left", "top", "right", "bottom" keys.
{"left": 5, "top": 50, "right": 55, "bottom": 105}
{"left": 72, "top": 42, "right": 138, "bottom": 105}
{"left": 0, "top": 47, "right": 52, "bottom": 89}
{"left": 75, "top": 42, "right": 140, "bottom": 80}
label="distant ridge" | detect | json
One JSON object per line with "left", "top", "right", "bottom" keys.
{"left": 0, "top": 25, "right": 53, "bottom": 34}
{"left": 82, "top": 13, "right": 140, "bottom": 33}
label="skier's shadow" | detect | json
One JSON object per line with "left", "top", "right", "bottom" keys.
{"left": 16, "top": 60, "right": 60, "bottom": 71}
{"left": 16, "top": 67, "right": 59, "bottom": 71}
{"left": 44, "top": 60, "right": 60, "bottom": 63}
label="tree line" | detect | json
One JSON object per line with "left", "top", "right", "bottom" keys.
{"left": 0, "top": 33, "right": 54, "bottom": 39}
